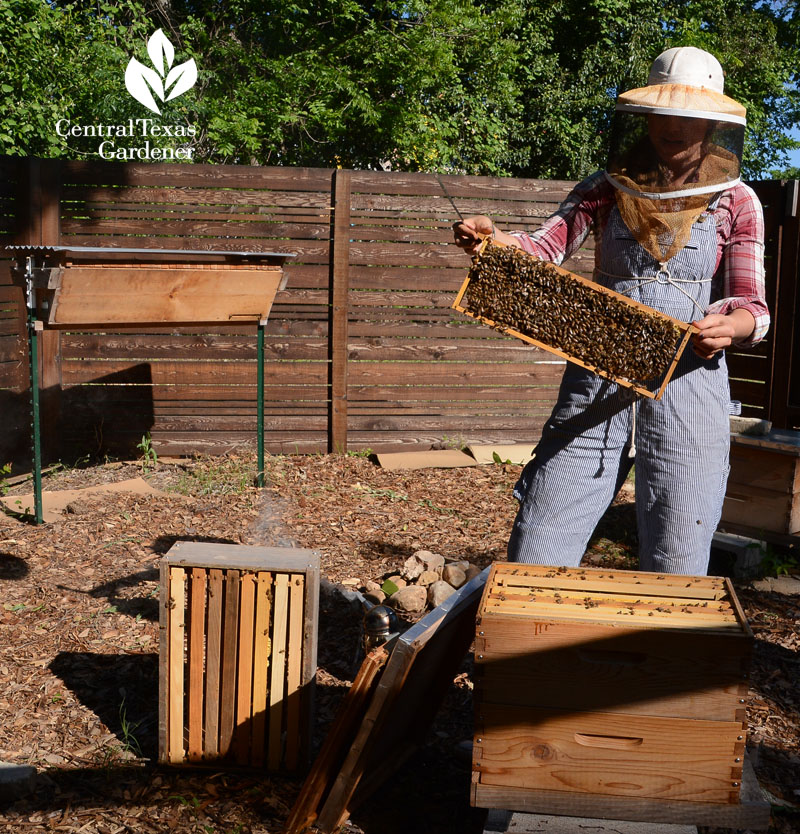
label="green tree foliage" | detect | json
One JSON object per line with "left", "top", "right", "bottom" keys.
{"left": 0, "top": 0, "right": 797, "bottom": 177}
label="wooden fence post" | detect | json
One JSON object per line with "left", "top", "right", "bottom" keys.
{"left": 18, "top": 158, "right": 62, "bottom": 463}
{"left": 769, "top": 180, "right": 800, "bottom": 428}
{"left": 329, "top": 169, "right": 351, "bottom": 453}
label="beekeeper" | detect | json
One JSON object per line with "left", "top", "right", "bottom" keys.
{"left": 453, "top": 47, "right": 769, "bottom": 575}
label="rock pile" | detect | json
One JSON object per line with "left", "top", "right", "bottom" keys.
{"left": 361, "top": 550, "right": 482, "bottom": 614}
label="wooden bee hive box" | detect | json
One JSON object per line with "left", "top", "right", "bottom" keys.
{"left": 159, "top": 542, "right": 320, "bottom": 772}
{"left": 453, "top": 241, "right": 697, "bottom": 400}
{"left": 721, "top": 429, "right": 800, "bottom": 538}
{"left": 472, "top": 564, "right": 760, "bottom": 825}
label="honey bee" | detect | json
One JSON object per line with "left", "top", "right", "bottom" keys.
{"left": 462, "top": 242, "right": 681, "bottom": 384}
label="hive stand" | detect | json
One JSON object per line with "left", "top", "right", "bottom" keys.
{"left": 7, "top": 245, "right": 293, "bottom": 523}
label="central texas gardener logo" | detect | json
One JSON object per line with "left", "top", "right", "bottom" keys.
{"left": 125, "top": 29, "right": 198, "bottom": 114}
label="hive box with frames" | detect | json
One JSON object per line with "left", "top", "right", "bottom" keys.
{"left": 158, "top": 542, "right": 320, "bottom": 772}
{"left": 472, "top": 563, "right": 770, "bottom": 829}
{"left": 453, "top": 239, "right": 699, "bottom": 400}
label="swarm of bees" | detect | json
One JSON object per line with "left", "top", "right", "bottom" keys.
{"left": 461, "top": 242, "right": 682, "bottom": 384}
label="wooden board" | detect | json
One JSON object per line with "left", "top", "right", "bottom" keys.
{"left": 49, "top": 265, "right": 286, "bottom": 327}
{"left": 475, "top": 619, "right": 749, "bottom": 721}
{"left": 187, "top": 567, "right": 207, "bottom": 762}
{"left": 251, "top": 572, "right": 273, "bottom": 767}
{"left": 167, "top": 567, "right": 186, "bottom": 764}
{"left": 312, "top": 567, "right": 491, "bottom": 833}
{"left": 475, "top": 703, "right": 745, "bottom": 804}
{"left": 472, "top": 755, "right": 770, "bottom": 829}
{"left": 283, "top": 647, "right": 389, "bottom": 834}
{"left": 721, "top": 484, "right": 800, "bottom": 536}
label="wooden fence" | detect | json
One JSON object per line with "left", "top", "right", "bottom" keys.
{"left": 0, "top": 157, "right": 797, "bottom": 465}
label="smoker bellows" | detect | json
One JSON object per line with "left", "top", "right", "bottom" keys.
{"left": 453, "top": 241, "right": 697, "bottom": 399}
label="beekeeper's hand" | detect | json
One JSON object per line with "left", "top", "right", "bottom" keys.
{"left": 692, "top": 309, "right": 755, "bottom": 359}
{"left": 453, "top": 216, "right": 521, "bottom": 255}
{"left": 453, "top": 216, "right": 493, "bottom": 255}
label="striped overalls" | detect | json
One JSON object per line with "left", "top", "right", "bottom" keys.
{"left": 507, "top": 199, "right": 730, "bottom": 575}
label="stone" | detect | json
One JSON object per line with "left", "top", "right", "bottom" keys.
{"left": 416, "top": 550, "right": 445, "bottom": 575}
{"left": 417, "top": 570, "right": 440, "bottom": 587}
{"left": 428, "top": 580, "right": 456, "bottom": 608}
{"left": 389, "top": 585, "right": 427, "bottom": 613}
{"left": 0, "top": 761, "right": 36, "bottom": 801}
{"left": 442, "top": 564, "right": 467, "bottom": 588}
{"left": 401, "top": 555, "right": 424, "bottom": 581}
{"left": 387, "top": 575, "right": 407, "bottom": 589}
{"left": 484, "top": 812, "right": 697, "bottom": 834}
{"left": 465, "top": 564, "right": 483, "bottom": 581}
{"left": 364, "top": 580, "right": 383, "bottom": 594}
{"left": 751, "top": 575, "right": 800, "bottom": 595}
{"left": 364, "top": 589, "right": 386, "bottom": 605}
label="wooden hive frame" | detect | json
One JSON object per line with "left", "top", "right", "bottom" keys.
{"left": 158, "top": 541, "right": 320, "bottom": 772}
{"left": 453, "top": 238, "right": 698, "bottom": 400}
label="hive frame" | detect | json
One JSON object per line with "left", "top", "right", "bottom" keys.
{"left": 452, "top": 238, "right": 698, "bottom": 400}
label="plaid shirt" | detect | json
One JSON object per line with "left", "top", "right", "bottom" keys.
{"left": 511, "top": 171, "right": 770, "bottom": 346}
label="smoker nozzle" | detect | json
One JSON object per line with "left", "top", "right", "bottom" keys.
{"left": 363, "top": 604, "right": 399, "bottom": 651}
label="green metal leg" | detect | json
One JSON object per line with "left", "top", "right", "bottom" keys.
{"left": 29, "top": 319, "right": 43, "bottom": 525}
{"left": 257, "top": 322, "right": 265, "bottom": 488}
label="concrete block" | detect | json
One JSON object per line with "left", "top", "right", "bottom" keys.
{"left": 712, "top": 530, "right": 767, "bottom": 577}
{"left": 484, "top": 812, "right": 697, "bottom": 834}
{"left": 0, "top": 761, "right": 36, "bottom": 802}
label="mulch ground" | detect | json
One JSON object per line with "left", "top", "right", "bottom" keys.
{"left": 0, "top": 452, "right": 797, "bottom": 834}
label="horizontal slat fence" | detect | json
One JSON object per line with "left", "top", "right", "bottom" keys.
{"left": 56, "top": 161, "right": 332, "bottom": 457}
{"left": 342, "top": 171, "right": 592, "bottom": 451}
{"left": 0, "top": 158, "right": 793, "bottom": 466}
{"left": 0, "top": 158, "right": 29, "bottom": 468}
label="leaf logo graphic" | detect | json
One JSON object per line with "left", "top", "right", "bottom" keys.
{"left": 125, "top": 29, "right": 197, "bottom": 114}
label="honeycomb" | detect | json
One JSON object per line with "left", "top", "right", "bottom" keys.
{"left": 461, "top": 242, "right": 683, "bottom": 384}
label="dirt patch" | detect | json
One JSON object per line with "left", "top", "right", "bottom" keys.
{"left": 0, "top": 453, "right": 797, "bottom": 833}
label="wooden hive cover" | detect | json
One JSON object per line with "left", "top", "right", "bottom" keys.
{"left": 8, "top": 245, "right": 294, "bottom": 328}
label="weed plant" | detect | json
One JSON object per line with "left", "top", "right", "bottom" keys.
{"left": 172, "top": 454, "right": 257, "bottom": 496}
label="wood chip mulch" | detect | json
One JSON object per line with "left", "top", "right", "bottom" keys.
{"left": 0, "top": 453, "right": 797, "bottom": 834}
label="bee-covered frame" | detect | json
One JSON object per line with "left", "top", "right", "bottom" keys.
{"left": 452, "top": 238, "right": 698, "bottom": 401}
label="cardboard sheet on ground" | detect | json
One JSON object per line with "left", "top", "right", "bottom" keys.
{"left": 467, "top": 444, "right": 536, "bottom": 466}
{"left": 0, "top": 477, "right": 168, "bottom": 523}
{"left": 374, "top": 449, "right": 478, "bottom": 470}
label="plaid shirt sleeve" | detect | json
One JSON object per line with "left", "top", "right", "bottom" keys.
{"left": 509, "top": 171, "right": 610, "bottom": 265}
{"left": 511, "top": 175, "right": 769, "bottom": 348}
{"left": 706, "top": 183, "right": 770, "bottom": 347}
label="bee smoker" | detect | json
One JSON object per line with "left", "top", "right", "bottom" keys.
{"left": 362, "top": 603, "right": 399, "bottom": 653}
